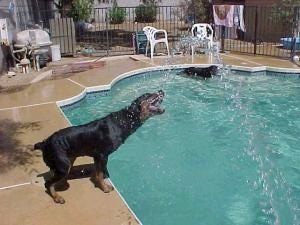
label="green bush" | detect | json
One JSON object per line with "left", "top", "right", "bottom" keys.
{"left": 71, "top": 0, "right": 93, "bottom": 22}
{"left": 109, "top": 2, "right": 126, "bottom": 24}
{"left": 135, "top": 3, "right": 157, "bottom": 23}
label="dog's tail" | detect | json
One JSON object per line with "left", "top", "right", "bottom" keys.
{"left": 33, "top": 141, "right": 46, "bottom": 151}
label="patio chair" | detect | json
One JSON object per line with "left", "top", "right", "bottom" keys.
{"left": 190, "top": 23, "right": 214, "bottom": 56}
{"left": 143, "top": 26, "right": 170, "bottom": 58}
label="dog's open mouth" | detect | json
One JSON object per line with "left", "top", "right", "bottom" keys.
{"left": 148, "top": 90, "right": 165, "bottom": 114}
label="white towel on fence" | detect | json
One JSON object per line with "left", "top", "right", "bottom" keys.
{"left": 237, "top": 5, "right": 245, "bottom": 32}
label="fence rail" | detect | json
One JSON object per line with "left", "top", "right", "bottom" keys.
{"left": 13, "top": 5, "right": 300, "bottom": 58}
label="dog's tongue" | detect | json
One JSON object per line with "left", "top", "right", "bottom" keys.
{"left": 149, "top": 105, "right": 158, "bottom": 111}
{"left": 149, "top": 105, "right": 165, "bottom": 114}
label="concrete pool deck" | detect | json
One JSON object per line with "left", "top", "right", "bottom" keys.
{"left": 0, "top": 53, "right": 299, "bottom": 225}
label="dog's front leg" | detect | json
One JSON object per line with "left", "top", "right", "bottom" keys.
{"left": 93, "top": 155, "right": 114, "bottom": 193}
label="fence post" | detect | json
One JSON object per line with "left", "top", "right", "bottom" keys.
{"left": 253, "top": 6, "right": 258, "bottom": 55}
{"left": 105, "top": 8, "right": 109, "bottom": 56}
{"left": 291, "top": 6, "right": 299, "bottom": 60}
{"left": 220, "top": 26, "right": 225, "bottom": 53}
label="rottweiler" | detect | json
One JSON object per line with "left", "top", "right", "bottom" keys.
{"left": 33, "top": 90, "right": 165, "bottom": 204}
{"left": 183, "top": 65, "right": 218, "bottom": 79}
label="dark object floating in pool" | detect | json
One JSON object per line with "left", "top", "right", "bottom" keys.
{"left": 183, "top": 65, "right": 218, "bottom": 79}
{"left": 32, "top": 90, "right": 165, "bottom": 204}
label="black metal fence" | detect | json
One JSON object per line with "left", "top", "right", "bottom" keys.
{"left": 13, "top": 5, "right": 300, "bottom": 58}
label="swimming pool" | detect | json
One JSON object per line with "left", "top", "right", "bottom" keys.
{"left": 61, "top": 68, "right": 300, "bottom": 225}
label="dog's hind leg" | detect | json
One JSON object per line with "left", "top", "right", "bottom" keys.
{"left": 54, "top": 157, "right": 76, "bottom": 191}
{"left": 93, "top": 156, "right": 114, "bottom": 193}
{"left": 45, "top": 158, "right": 72, "bottom": 204}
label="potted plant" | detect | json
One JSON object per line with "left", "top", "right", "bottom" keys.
{"left": 135, "top": 0, "right": 157, "bottom": 23}
{"left": 71, "top": 0, "right": 93, "bottom": 22}
{"left": 109, "top": 0, "right": 126, "bottom": 24}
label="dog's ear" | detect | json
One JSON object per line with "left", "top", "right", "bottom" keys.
{"left": 210, "top": 65, "right": 218, "bottom": 75}
{"left": 128, "top": 101, "right": 140, "bottom": 113}
{"left": 128, "top": 94, "right": 148, "bottom": 112}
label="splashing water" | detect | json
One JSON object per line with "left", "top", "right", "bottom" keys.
{"left": 170, "top": 35, "right": 230, "bottom": 78}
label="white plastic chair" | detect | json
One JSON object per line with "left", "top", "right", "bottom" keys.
{"left": 143, "top": 26, "right": 170, "bottom": 58}
{"left": 190, "top": 23, "right": 214, "bottom": 56}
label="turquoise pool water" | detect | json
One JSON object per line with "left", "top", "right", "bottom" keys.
{"left": 62, "top": 69, "right": 300, "bottom": 225}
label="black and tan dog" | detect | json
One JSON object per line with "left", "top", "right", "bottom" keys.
{"left": 183, "top": 65, "right": 218, "bottom": 79}
{"left": 33, "top": 90, "right": 165, "bottom": 204}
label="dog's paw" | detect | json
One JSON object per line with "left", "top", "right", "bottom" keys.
{"left": 53, "top": 195, "right": 65, "bottom": 204}
{"left": 100, "top": 181, "right": 114, "bottom": 193}
{"left": 107, "top": 184, "right": 114, "bottom": 192}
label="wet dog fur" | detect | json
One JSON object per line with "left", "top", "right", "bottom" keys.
{"left": 183, "top": 65, "right": 218, "bottom": 79}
